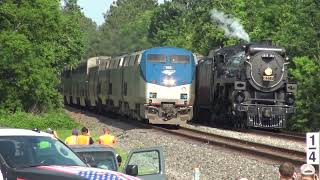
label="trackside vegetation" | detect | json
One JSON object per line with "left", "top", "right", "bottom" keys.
{"left": 0, "top": 110, "right": 79, "bottom": 130}
{"left": 0, "top": 0, "right": 319, "bottom": 131}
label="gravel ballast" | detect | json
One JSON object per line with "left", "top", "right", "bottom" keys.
{"left": 66, "top": 108, "right": 288, "bottom": 180}
{"left": 182, "top": 124, "right": 305, "bottom": 152}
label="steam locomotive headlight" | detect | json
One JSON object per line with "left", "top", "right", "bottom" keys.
{"left": 234, "top": 91, "right": 245, "bottom": 103}
{"left": 285, "top": 93, "right": 295, "bottom": 105}
{"left": 246, "top": 56, "right": 250, "bottom": 60}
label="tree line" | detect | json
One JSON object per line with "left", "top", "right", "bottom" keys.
{"left": 0, "top": 0, "right": 319, "bottom": 131}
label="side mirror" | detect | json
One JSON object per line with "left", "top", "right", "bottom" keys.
{"left": 125, "top": 165, "right": 138, "bottom": 176}
{"left": 116, "top": 154, "right": 122, "bottom": 167}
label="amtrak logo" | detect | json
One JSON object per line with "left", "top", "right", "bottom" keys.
{"left": 162, "top": 66, "right": 176, "bottom": 75}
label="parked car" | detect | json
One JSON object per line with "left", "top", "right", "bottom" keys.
{"left": 71, "top": 144, "right": 120, "bottom": 171}
{"left": 0, "top": 128, "right": 165, "bottom": 180}
{"left": 70, "top": 145, "right": 166, "bottom": 180}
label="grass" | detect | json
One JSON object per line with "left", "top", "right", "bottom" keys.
{"left": 114, "top": 146, "right": 129, "bottom": 172}
{"left": 0, "top": 109, "right": 79, "bottom": 130}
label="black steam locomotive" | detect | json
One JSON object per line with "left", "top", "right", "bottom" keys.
{"left": 194, "top": 42, "right": 297, "bottom": 129}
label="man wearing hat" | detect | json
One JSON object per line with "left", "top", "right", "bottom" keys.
{"left": 300, "top": 164, "right": 318, "bottom": 180}
{"left": 65, "top": 129, "right": 79, "bottom": 145}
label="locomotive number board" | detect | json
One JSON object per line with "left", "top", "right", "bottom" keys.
{"left": 263, "top": 76, "right": 274, "bottom": 81}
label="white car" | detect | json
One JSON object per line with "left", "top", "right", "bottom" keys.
{"left": 0, "top": 128, "right": 165, "bottom": 180}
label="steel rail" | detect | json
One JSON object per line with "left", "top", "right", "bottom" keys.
{"left": 152, "top": 125, "right": 305, "bottom": 166}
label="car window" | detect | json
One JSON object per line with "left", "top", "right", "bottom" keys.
{"left": 127, "top": 150, "right": 160, "bottom": 176}
{"left": 77, "top": 151, "right": 117, "bottom": 171}
{"left": 0, "top": 136, "right": 86, "bottom": 168}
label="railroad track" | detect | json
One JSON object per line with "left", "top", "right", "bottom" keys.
{"left": 244, "top": 129, "right": 305, "bottom": 143}
{"left": 66, "top": 106, "right": 306, "bottom": 166}
{"left": 188, "top": 122, "right": 306, "bottom": 143}
{"left": 152, "top": 125, "right": 306, "bottom": 166}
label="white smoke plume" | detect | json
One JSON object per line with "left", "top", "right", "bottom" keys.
{"left": 210, "top": 9, "right": 250, "bottom": 42}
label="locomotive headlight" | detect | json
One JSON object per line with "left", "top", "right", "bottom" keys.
{"left": 163, "top": 77, "right": 176, "bottom": 86}
{"left": 264, "top": 67, "right": 273, "bottom": 76}
{"left": 285, "top": 93, "right": 295, "bottom": 105}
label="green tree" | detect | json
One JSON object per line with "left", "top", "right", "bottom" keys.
{"left": 0, "top": 0, "right": 85, "bottom": 113}
{"left": 290, "top": 56, "right": 320, "bottom": 131}
{"left": 97, "top": 0, "right": 157, "bottom": 55}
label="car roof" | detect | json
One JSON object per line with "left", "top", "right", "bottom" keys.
{"left": 70, "top": 144, "right": 116, "bottom": 153}
{"left": 0, "top": 128, "right": 53, "bottom": 137}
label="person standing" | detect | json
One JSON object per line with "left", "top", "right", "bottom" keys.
{"left": 300, "top": 164, "right": 318, "bottom": 180}
{"left": 77, "top": 127, "right": 94, "bottom": 145}
{"left": 98, "top": 128, "right": 116, "bottom": 146}
{"left": 278, "top": 162, "right": 296, "bottom": 180}
{"left": 65, "top": 129, "right": 79, "bottom": 145}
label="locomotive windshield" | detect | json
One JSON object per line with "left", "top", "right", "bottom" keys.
{"left": 170, "top": 55, "right": 190, "bottom": 64}
{"left": 147, "top": 54, "right": 166, "bottom": 63}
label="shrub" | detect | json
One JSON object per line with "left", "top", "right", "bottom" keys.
{"left": 0, "top": 110, "right": 79, "bottom": 130}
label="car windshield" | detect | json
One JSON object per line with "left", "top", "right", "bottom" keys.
{"left": 0, "top": 136, "right": 86, "bottom": 168}
{"left": 76, "top": 151, "right": 117, "bottom": 171}
{"left": 170, "top": 55, "right": 190, "bottom": 64}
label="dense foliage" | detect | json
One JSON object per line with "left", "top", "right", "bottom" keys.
{"left": 0, "top": 109, "right": 79, "bottom": 129}
{"left": 95, "top": 0, "right": 157, "bottom": 56}
{"left": 0, "top": 0, "right": 85, "bottom": 113}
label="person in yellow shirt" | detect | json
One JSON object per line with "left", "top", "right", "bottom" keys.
{"left": 77, "top": 127, "right": 94, "bottom": 145}
{"left": 98, "top": 128, "right": 116, "bottom": 146}
{"left": 64, "top": 129, "right": 79, "bottom": 145}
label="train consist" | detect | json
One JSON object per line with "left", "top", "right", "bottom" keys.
{"left": 195, "top": 42, "right": 297, "bottom": 129}
{"left": 61, "top": 47, "right": 197, "bottom": 125}
{"left": 61, "top": 42, "right": 297, "bottom": 129}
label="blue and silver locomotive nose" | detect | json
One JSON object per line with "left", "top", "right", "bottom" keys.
{"left": 140, "top": 47, "right": 196, "bottom": 124}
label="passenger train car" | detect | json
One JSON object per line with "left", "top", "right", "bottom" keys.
{"left": 195, "top": 42, "right": 296, "bottom": 129}
{"left": 61, "top": 47, "right": 197, "bottom": 125}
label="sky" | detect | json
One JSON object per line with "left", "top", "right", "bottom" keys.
{"left": 78, "top": 0, "right": 165, "bottom": 26}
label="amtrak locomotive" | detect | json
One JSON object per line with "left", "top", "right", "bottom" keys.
{"left": 61, "top": 47, "right": 196, "bottom": 125}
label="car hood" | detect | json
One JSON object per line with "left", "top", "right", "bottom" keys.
{"left": 14, "top": 165, "right": 141, "bottom": 180}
